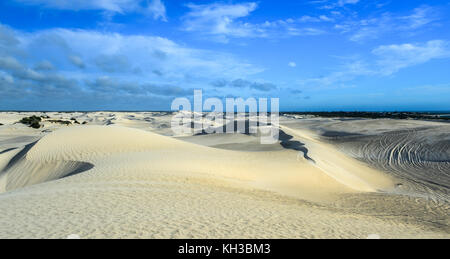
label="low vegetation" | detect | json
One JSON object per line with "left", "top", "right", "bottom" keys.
{"left": 48, "top": 120, "right": 72, "bottom": 126}
{"left": 18, "top": 115, "right": 85, "bottom": 128}
{"left": 19, "top": 116, "right": 42, "bottom": 129}
{"left": 283, "top": 112, "right": 450, "bottom": 121}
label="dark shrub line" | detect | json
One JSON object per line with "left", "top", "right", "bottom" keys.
{"left": 19, "top": 116, "right": 42, "bottom": 129}
{"left": 19, "top": 115, "right": 87, "bottom": 129}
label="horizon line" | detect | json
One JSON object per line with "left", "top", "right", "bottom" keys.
{"left": 1, "top": 110, "right": 449, "bottom": 113}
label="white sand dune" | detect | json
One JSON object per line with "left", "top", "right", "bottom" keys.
{"left": 280, "top": 125, "right": 393, "bottom": 193}
{"left": 0, "top": 113, "right": 448, "bottom": 239}
{"left": 2, "top": 125, "right": 384, "bottom": 199}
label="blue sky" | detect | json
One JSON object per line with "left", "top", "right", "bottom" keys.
{"left": 0, "top": 0, "right": 449, "bottom": 111}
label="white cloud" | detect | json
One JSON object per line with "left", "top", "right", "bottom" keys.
{"left": 298, "top": 16, "right": 321, "bottom": 23}
{"left": 182, "top": 2, "right": 326, "bottom": 42}
{"left": 147, "top": 0, "right": 167, "bottom": 21}
{"left": 300, "top": 60, "right": 373, "bottom": 87}
{"left": 372, "top": 40, "right": 450, "bottom": 75}
{"left": 300, "top": 40, "right": 450, "bottom": 87}
{"left": 296, "top": 15, "right": 335, "bottom": 23}
{"left": 319, "top": 15, "right": 334, "bottom": 22}
{"left": 288, "top": 62, "right": 297, "bottom": 67}
{"left": 183, "top": 2, "right": 259, "bottom": 39}
{"left": 287, "top": 27, "right": 325, "bottom": 36}
{"left": 337, "top": 0, "right": 359, "bottom": 6}
{"left": 335, "top": 6, "right": 439, "bottom": 42}
{"left": 318, "top": 0, "right": 360, "bottom": 9}
{"left": 14, "top": 0, "right": 168, "bottom": 21}
{"left": 399, "top": 6, "right": 437, "bottom": 29}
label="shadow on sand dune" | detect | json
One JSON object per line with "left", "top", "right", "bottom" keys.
{"left": 2, "top": 141, "right": 38, "bottom": 172}
{"left": 279, "top": 130, "right": 316, "bottom": 163}
{"left": 1, "top": 140, "right": 94, "bottom": 192}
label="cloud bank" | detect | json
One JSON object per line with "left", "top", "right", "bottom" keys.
{"left": 0, "top": 23, "right": 268, "bottom": 110}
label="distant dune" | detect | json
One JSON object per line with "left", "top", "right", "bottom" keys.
{"left": 0, "top": 112, "right": 448, "bottom": 238}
